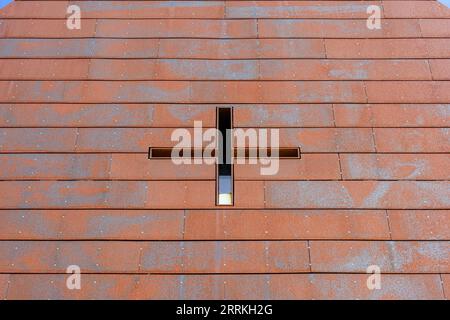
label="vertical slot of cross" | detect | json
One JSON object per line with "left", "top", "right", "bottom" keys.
{"left": 216, "top": 107, "right": 233, "bottom": 206}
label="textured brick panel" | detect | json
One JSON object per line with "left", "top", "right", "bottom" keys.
{"left": 0, "top": 181, "right": 218, "bottom": 209}
{"left": 234, "top": 155, "right": 341, "bottom": 180}
{"left": 310, "top": 241, "right": 450, "bottom": 273}
{"left": 184, "top": 210, "right": 390, "bottom": 240}
{"left": 366, "top": 81, "right": 450, "bottom": 103}
{"left": 234, "top": 104, "right": 334, "bottom": 127}
{"left": 0, "top": 59, "right": 90, "bottom": 80}
{"left": 265, "top": 181, "right": 450, "bottom": 209}
{"left": 225, "top": 274, "right": 445, "bottom": 300}
{"left": 340, "top": 154, "right": 450, "bottom": 180}
{"left": 0, "top": 104, "right": 216, "bottom": 127}
{"left": 419, "top": 19, "right": 450, "bottom": 37}
{"left": 0, "top": 274, "right": 9, "bottom": 300}
{"left": 0, "top": 128, "right": 383, "bottom": 153}
{"left": 159, "top": 39, "right": 326, "bottom": 59}
{"left": 374, "top": 128, "right": 450, "bottom": 153}
{"left": 0, "top": 240, "right": 309, "bottom": 273}
{"left": 3, "top": 274, "right": 445, "bottom": 300}
{"left": 0, "top": 1, "right": 226, "bottom": 19}
{"left": 110, "top": 155, "right": 215, "bottom": 180}
{"left": 0, "top": 210, "right": 184, "bottom": 241}
{"left": 325, "top": 39, "right": 450, "bottom": 58}
{"left": 0, "top": 128, "right": 78, "bottom": 152}
{"left": 0, "top": 19, "right": 97, "bottom": 38}
{"left": 225, "top": 1, "right": 380, "bottom": 19}
{"left": 334, "top": 104, "right": 450, "bottom": 127}
{"left": 96, "top": 19, "right": 257, "bottom": 38}
{"left": 389, "top": 210, "right": 450, "bottom": 240}
{"left": 277, "top": 128, "right": 375, "bottom": 152}
{"left": 0, "top": 154, "right": 111, "bottom": 180}
{"left": 0, "top": 80, "right": 366, "bottom": 103}
{"left": 429, "top": 60, "right": 450, "bottom": 80}
{"left": 0, "top": 39, "right": 326, "bottom": 59}
{"left": 2, "top": 59, "right": 434, "bottom": 81}
{"left": 259, "top": 59, "right": 431, "bottom": 81}
{"left": 259, "top": 19, "right": 422, "bottom": 38}
{"left": 442, "top": 274, "right": 450, "bottom": 300}
{"left": 383, "top": 1, "right": 450, "bottom": 18}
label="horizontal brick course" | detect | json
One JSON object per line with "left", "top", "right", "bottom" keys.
{"left": 265, "top": 181, "right": 450, "bottom": 209}
{"left": 389, "top": 210, "right": 450, "bottom": 240}
{"left": 340, "top": 154, "right": 450, "bottom": 180}
{"left": 1, "top": 0, "right": 448, "bottom": 300}
{"left": 3, "top": 274, "right": 446, "bottom": 300}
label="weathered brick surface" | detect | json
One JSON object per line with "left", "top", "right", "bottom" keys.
{"left": 0, "top": 0, "right": 449, "bottom": 300}
{"left": 184, "top": 210, "right": 390, "bottom": 240}
{"left": 340, "top": 154, "right": 450, "bottom": 180}
{"left": 334, "top": 104, "right": 450, "bottom": 127}
{"left": 389, "top": 210, "right": 450, "bottom": 240}
{"left": 310, "top": 241, "right": 450, "bottom": 273}
{"left": 3, "top": 274, "right": 445, "bottom": 300}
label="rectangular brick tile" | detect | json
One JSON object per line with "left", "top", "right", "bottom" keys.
{"left": 419, "top": 19, "right": 450, "bottom": 37}
{"left": 259, "top": 19, "right": 422, "bottom": 38}
{"left": 76, "top": 128, "right": 192, "bottom": 152}
{"left": 139, "top": 241, "right": 309, "bottom": 273}
{"left": 0, "top": 59, "right": 90, "bottom": 80}
{"left": 0, "top": 154, "right": 110, "bottom": 180}
{"left": 257, "top": 81, "right": 366, "bottom": 103}
{"left": 233, "top": 181, "right": 265, "bottom": 208}
{"left": 226, "top": 1, "right": 378, "bottom": 18}
{"left": 326, "top": 39, "right": 450, "bottom": 58}
{"left": 366, "top": 81, "right": 450, "bottom": 103}
{"left": 429, "top": 59, "right": 450, "bottom": 80}
{"left": 89, "top": 59, "right": 260, "bottom": 81}
{"left": 96, "top": 19, "right": 256, "bottom": 38}
{"left": 276, "top": 128, "right": 375, "bottom": 152}
{"left": 1, "top": 81, "right": 366, "bottom": 103}
{"left": 259, "top": 59, "right": 431, "bottom": 80}
{"left": 384, "top": 1, "right": 450, "bottom": 18}
{"left": 147, "top": 181, "right": 217, "bottom": 208}
{"left": 310, "top": 241, "right": 450, "bottom": 273}
{"left": 0, "top": 128, "right": 78, "bottom": 152}
{"left": 0, "top": 210, "right": 62, "bottom": 240}
{"left": 0, "top": 210, "right": 184, "bottom": 240}
{"left": 0, "top": 241, "right": 60, "bottom": 273}
{"left": 159, "top": 39, "right": 325, "bottom": 59}
{"left": 5, "top": 274, "right": 143, "bottom": 300}
{"left": 442, "top": 274, "right": 450, "bottom": 300}
{"left": 0, "top": 104, "right": 216, "bottom": 127}
{"left": 374, "top": 128, "right": 450, "bottom": 152}
{"left": 0, "top": 39, "right": 160, "bottom": 58}
{"left": 341, "top": 154, "right": 450, "bottom": 180}
{"left": 112, "top": 155, "right": 215, "bottom": 180}
{"left": 234, "top": 104, "right": 334, "bottom": 127}
{"left": 0, "top": 128, "right": 375, "bottom": 153}
{"left": 0, "top": 274, "right": 9, "bottom": 299}
{"left": 184, "top": 210, "right": 390, "bottom": 240}
{"left": 0, "top": 1, "right": 69, "bottom": 18}
{"left": 0, "top": 19, "right": 96, "bottom": 38}
{"left": 0, "top": 39, "right": 325, "bottom": 59}
{"left": 0, "top": 181, "right": 218, "bottom": 209}
{"left": 334, "top": 104, "right": 450, "bottom": 127}
{"left": 4, "top": 274, "right": 445, "bottom": 300}
{"left": 389, "top": 210, "right": 450, "bottom": 240}
{"left": 234, "top": 155, "right": 341, "bottom": 180}
{"left": 265, "top": 181, "right": 450, "bottom": 209}
{"left": 74, "top": 1, "right": 225, "bottom": 19}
